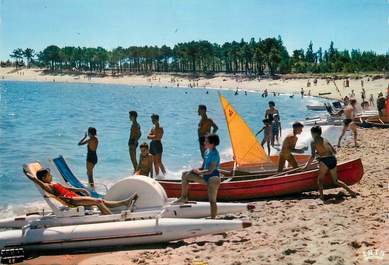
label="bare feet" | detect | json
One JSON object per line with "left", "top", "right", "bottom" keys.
{"left": 173, "top": 197, "right": 188, "bottom": 204}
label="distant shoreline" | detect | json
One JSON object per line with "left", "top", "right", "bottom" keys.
{"left": 1, "top": 67, "right": 387, "bottom": 102}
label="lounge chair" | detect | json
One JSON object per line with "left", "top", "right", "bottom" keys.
{"left": 23, "top": 162, "right": 87, "bottom": 218}
{"left": 49, "top": 155, "right": 106, "bottom": 198}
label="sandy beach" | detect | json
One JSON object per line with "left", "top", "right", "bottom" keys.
{"left": 1, "top": 67, "right": 387, "bottom": 102}
{"left": 4, "top": 67, "right": 385, "bottom": 265}
{"left": 21, "top": 128, "right": 389, "bottom": 265}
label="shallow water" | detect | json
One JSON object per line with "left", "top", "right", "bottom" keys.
{"left": 0, "top": 81, "right": 338, "bottom": 216}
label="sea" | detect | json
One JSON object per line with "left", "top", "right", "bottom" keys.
{"left": 0, "top": 81, "right": 343, "bottom": 217}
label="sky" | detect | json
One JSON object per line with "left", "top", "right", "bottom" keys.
{"left": 1, "top": 0, "right": 389, "bottom": 60}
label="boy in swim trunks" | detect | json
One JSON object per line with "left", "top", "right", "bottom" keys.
{"left": 78, "top": 127, "right": 98, "bottom": 188}
{"left": 31, "top": 168, "right": 138, "bottom": 215}
{"left": 271, "top": 114, "right": 281, "bottom": 146}
{"left": 148, "top": 114, "right": 166, "bottom": 176}
{"left": 176, "top": 134, "right": 221, "bottom": 219}
{"left": 129, "top": 111, "right": 141, "bottom": 173}
{"left": 278, "top": 122, "right": 308, "bottom": 172}
{"left": 135, "top": 142, "right": 154, "bottom": 178}
{"left": 198, "top": 105, "right": 218, "bottom": 158}
{"left": 333, "top": 99, "right": 358, "bottom": 147}
{"left": 304, "top": 126, "right": 357, "bottom": 201}
{"left": 256, "top": 119, "right": 272, "bottom": 155}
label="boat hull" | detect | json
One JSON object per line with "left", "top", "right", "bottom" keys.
{"left": 158, "top": 158, "right": 364, "bottom": 201}
{"left": 0, "top": 201, "right": 253, "bottom": 229}
{"left": 0, "top": 218, "right": 249, "bottom": 257}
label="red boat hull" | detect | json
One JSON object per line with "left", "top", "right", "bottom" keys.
{"left": 158, "top": 158, "right": 364, "bottom": 201}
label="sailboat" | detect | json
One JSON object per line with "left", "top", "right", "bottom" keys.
{"left": 158, "top": 94, "right": 364, "bottom": 201}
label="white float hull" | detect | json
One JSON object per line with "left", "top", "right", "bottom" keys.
{"left": 0, "top": 201, "right": 253, "bottom": 229}
{"left": 0, "top": 218, "right": 250, "bottom": 255}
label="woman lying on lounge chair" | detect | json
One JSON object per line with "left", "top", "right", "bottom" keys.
{"left": 31, "top": 168, "right": 138, "bottom": 215}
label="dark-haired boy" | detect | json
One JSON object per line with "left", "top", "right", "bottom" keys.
{"left": 129, "top": 111, "right": 141, "bottom": 172}
{"left": 198, "top": 105, "right": 218, "bottom": 158}
{"left": 277, "top": 122, "right": 308, "bottom": 172}
{"left": 135, "top": 142, "right": 154, "bottom": 178}
{"left": 304, "top": 126, "right": 357, "bottom": 201}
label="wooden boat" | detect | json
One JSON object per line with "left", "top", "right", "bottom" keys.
{"left": 158, "top": 158, "right": 363, "bottom": 201}
{"left": 158, "top": 94, "right": 364, "bottom": 201}
{"left": 356, "top": 89, "right": 389, "bottom": 128}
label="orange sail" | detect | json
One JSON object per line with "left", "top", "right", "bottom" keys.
{"left": 219, "top": 94, "right": 272, "bottom": 167}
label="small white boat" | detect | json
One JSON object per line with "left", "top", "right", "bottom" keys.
{"left": 303, "top": 115, "right": 343, "bottom": 126}
{"left": 306, "top": 101, "right": 343, "bottom": 112}
{"left": 0, "top": 218, "right": 251, "bottom": 263}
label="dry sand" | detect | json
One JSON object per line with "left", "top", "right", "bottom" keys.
{"left": 20, "top": 128, "right": 389, "bottom": 265}
{"left": 2, "top": 67, "right": 386, "bottom": 265}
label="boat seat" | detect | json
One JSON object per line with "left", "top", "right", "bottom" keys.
{"left": 49, "top": 155, "right": 105, "bottom": 198}
{"left": 23, "top": 162, "right": 86, "bottom": 218}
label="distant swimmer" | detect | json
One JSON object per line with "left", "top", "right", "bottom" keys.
{"left": 304, "top": 126, "right": 357, "bottom": 202}
{"left": 135, "top": 142, "right": 154, "bottom": 178}
{"left": 32, "top": 169, "right": 138, "bottom": 215}
{"left": 78, "top": 127, "right": 98, "bottom": 188}
{"left": 300, "top": 88, "right": 304, "bottom": 98}
{"left": 278, "top": 122, "right": 307, "bottom": 172}
{"left": 128, "top": 111, "right": 141, "bottom": 173}
{"left": 256, "top": 119, "right": 272, "bottom": 155}
{"left": 333, "top": 99, "right": 358, "bottom": 147}
{"left": 176, "top": 134, "right": 221, "bottom": 219}
{"left": 198, "top": 105, "right": 218, "bottom": 158}
{"left": 148, "top": 114, "right": 166, "bottom": 176}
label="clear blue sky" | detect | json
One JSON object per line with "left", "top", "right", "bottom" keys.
{"left": 1, "top": 0, "right": 389, "bottom": 60}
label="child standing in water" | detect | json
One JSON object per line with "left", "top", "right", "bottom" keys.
{"left": 78, "top": 127, "right": 98, "bottom": 188}
{"left": 148, "top": 114, "right": 166, "bottom": 176}
{"left": 256, "top": 119, "right": 272, "bottom": 155}
{"left": 128, "top": 111, "right": 141, "bottom": 173}
{"left": 271, "top": 114, "right": 281, "bottom": 146}
{"left": 135, "top": 142, "right": 154, "bottom": 178}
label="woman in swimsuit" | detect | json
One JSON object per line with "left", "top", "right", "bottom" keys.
{"left": 304, "top": 126, "right": 357, "bottom": 202}
{"left": 78, "top": 127, "right": 98, "bottom": 188}
{"left": 32, "top": 169, "right": 138, "bottom": 215}
{"left": 147, "top": 114, "right": 166, "bottom": 176}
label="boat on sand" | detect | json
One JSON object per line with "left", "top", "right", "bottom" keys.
{"left": 158, "top": 94, "right": 364, "bottom": 201}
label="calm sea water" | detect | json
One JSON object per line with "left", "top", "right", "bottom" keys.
{"left": 0, "top": 81, "right": 339, "bottom": 216}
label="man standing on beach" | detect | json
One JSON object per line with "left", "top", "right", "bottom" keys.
{"left": 277, "top": 122, "right": 307, "bottom": 172}
{"left": 334, "top": 99, "right": 358, "bottom": 147}
{"left": 129, "top": 111, "right": 141, "bottom": 172}
{"left": 198, "top": 105, "right": 218, "bottom": 158}
{"left": 377, "top": 92, "right": 386, "bottom": 116}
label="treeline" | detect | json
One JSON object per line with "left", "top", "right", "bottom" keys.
{"left": 7, "top": 37, "right": 389, "bottom": 75}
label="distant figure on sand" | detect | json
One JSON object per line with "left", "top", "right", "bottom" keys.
{"left": 304, "top": 126, "right": 357, "bottom": 202}
{"left": 148, "top": 114, "right": 166, "bottom": 176}
{"left": 265, "top": 101, "right": 280, "bottom": 122}
{"left": 369, "top": 94, "right": 374, "bottom": 106}
{"left": 278, "top": 122, "right": 307, "bottom": 172}
{"left": 33, "top": 168, "right": 138, "bottom": 215}
{"left": 135, "top": 142, "right": 154, "bottom": 178}
{"left": 176, "top": 134, "right": 221, "bottom": 219}
{"left": 198, "top": 105, "right": 218, "bottom": 158}
{"left": 377, "top": 92, "right": 386, "bottom": 116}
{"left": 78, "top": 127, "right": 98, "bottom": 188}
{"left": 128, "top": 111, "right": 141, "bottom": 173}
{"left": 333, "top": 99, "right": 358, "bottom": 147}
{"left": 256, "top": 119, "right": 272, "bottom": 155}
